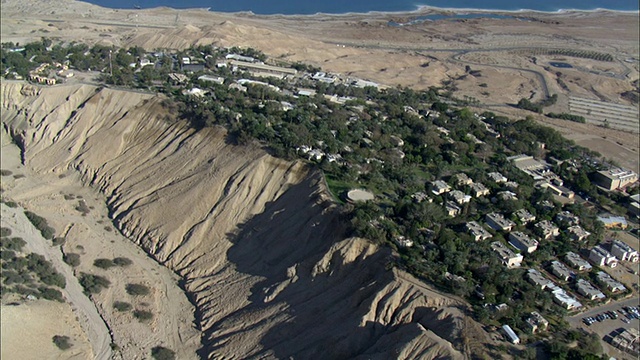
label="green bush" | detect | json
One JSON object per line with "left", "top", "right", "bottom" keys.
{"left": 113, "top": 257, "right": 133, "bottom": 267}
{"left": 79, "top": 273, "right": 110, "bottom": 294}
{"left": 52, "top": 335, "right": 72, "bottom": 350}
{"left": 125, "top": 283, "right": 150, "bottom": 296}
{"left": 93, "top": 258, "right": 115, "bottom": 269}
{"left": 1, "top": 237, "right": 26, "bottom": 251}
{"left": 1, "top": 249, "right": 16, "bottom": 261}
{"left": 133, "top": 309, "right": 154, "bottom": 321}
{"left": 63, "top": 253, "right": 81, "bottom": 267}
{"left": 113, "top": 301, "right": 132, "bottom": 312}
{"left": 151, "top": 346, "right": 175, "bottom": 360}
{"left": 0, "top": 227, "right": 12, "bottom": 237}
{"left": 24, "top": 211, "right": 55, "bottom": 239}
{"left": 39, "top": 286, "right": 64, "bottom": 302}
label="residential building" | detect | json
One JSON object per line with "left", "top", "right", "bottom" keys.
{"left": 592, "top": 167, "right": 638, "bottom": 190}
{"left": 556, "top": 211, "right": 580, "bottom": 227}
{"left": 535, "top": 220, "right": 560, "bottom": 240}
{"left": 485, "top": 213, "right": 516, "bottom": 232}
{"left": 445, "top": 202, "right": 461, "bottom": 217}
{"left": 551, "top": 288, "right": 582, "bottom": 310}
{"left": 589, "top": 246, "right": 618, "bottom": 268}
{"left": 495, "top": 191, "right": 518, "bottom": 201}
{"left": 509, "top": 232, "right": 539, "bottom": 253}
{"left": 610, "top": 240, "right": 639, "bottom": 262}
{"left": 488, "top": 172, "right": 508, "bottom": 183}
{"left": 198, "top": 75, "right": 225, "bottom": 84}
{"left": 471, "top": 183, "right": 490, "bottom": 197}
{"left": 394, "top": 236, "right": 414, "bottom": 248}
{"left": 515, "top": 209, "right": 536, "bottom": 224}
{"left": 465, "top": 221, "right": 492, "bottom": 241}
{"left": 597, "top": 215, "right": 628, "bottom": 229}
{"left": 526, "top": 312, "right": 549, "bottom": 333}
{"left": 575, "top": 279, "right": 606, "bottom": 300}
{"left": 550, "top": 260, "right": 573, "bottom": 281}
{"left": 527, "top": 269, "right": 554, "bottom": 290}
{"left": 432, "top": 180, "right": 452, "bottom": 195}
{"left": 567, "top": 225, "right": 591, "bottom": 241}
{"left": 596, "top": 271, "right": 627, "bottom": 293}
{"left": 502, "top": 325, "right": 520, "bottom": 344}
{"left": 542, "top": 182, "right": 575, "bottom": 199}
{"left": 411, "top": 192, "right": 431, "bottom": 203}
{"left": 454, "top": 173, "right": 473, "bottom": 186}
{"left": 564, "top": 252, "right": 592, "bottom": 271}
{"left": 450, "top": 190, "right": 472, "bottom": 205}
{"left": 491, "top": 241, "right": 523, "bottom": 268}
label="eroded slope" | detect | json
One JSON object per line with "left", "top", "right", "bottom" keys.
{"left": 1, "top": 81, "right": 492, "bottom": 359}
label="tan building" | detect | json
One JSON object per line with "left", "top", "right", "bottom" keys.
{"left": 593, "top": 168, "right": 638, "bottom": 190}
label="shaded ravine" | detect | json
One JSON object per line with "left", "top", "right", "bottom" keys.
{"left": 1, "top": 81, "right": 492, "bottom": 359}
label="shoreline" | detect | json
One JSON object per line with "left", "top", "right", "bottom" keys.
{"left": 75, "top": 1, "right": 639, "bottom": 17}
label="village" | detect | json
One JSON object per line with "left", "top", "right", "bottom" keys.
{"left": 2, "top": 39, "right": 639, "bottom": 357}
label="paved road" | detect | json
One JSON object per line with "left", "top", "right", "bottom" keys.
{"left": 0, "top": 204, "right": 114, "bottom": 360}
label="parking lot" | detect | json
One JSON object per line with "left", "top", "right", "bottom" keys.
{"left": 568, "top": 298, "right": 639, "bottom": 359}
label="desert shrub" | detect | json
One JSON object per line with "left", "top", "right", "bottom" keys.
{"left": 25, "top": 253, "right": 65, "bottom": 288}
{"left": 0, "top": 199, "right": 18, "bottom": 208}
{"left": 75, "top": 200, "right": 90, "bottom": 214}
{"left": 39, "top": 271, "right": 66, "bottom": 288}
{"left": 1, "top": 237, "right": 26, "bottom": 251}
{"left": 63, "top": 194, "right": 75, "bottom": 200}
{"left": 39, "top": 286, "right": 64, "bottom": 302}
{"left": 93, "top": 258, "right": 115, "bottom": 269}
{"left": 52, "top": 237, "right": 66, "bottom": 246}
{"left": 125, "top": 283, "right": 150, "bottom": 296}
{"left": 151, "top": 346, "right": 175, "bottom": 360}
{"left": 52, "top": 335, "right": 72, "bottom": 350}
{"left": 104, "top": 226, "right": 112, "bottom": 232}
{"left": 79, "top": 273, "right": 110, "bottom": 294}
{"left": 0, "top": 227, "right": 12, "bottom": 237}
{"left": 13, "top": 174, "right": 25, "bottom": 179}
{"left": 113, "top": 257, "right": 132, "bottom": 267}
{"left": 133, "top": 309, "right": 154, "bottom": 321}
{"left": 0, "top": 169, "right": 13, "bottom": 176}
{"left": 113, "top": 301, "right": 132, "bottom": 312}
{"left": 63, "top": 253, "right": 81, "bottom": 267}
{"left": 24, "top": 211, "right": 55, "bottom": 239}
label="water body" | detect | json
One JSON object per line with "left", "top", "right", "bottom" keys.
{"left": 83, "top": 0, "right": 639, "bottom": 14}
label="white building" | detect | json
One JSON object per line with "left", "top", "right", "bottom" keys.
{"left": 564, "top": 252, "right": 592, "bottom": 271}
{"left": 610, "top": 240, "right": 639, "bottom": 262}
{"left": 575, "top": 279, "right": 606, "bottom": 301}
{"left": 486, "top": 213, "right": 516, "bottom": 232}
{"left": 502, "top": 325, "right": 520, "bottom": 344}
{"left": 589, "top": 246, "right": 619, "bottom": 268}
{"left": 509, "top": 232, "right": 539, "bottom": 254}
{"left": 491, "top": 241, "right": 523, "bottom": 268}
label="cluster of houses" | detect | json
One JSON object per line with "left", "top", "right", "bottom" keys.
{"left": 589, "top": 239, "right": 639, "bottom": 268}
{"left": 28, "top": 61, "right": 74, "bottom": 85}
{"left": 524, "top": 241, "right": 633, "bottom": 312}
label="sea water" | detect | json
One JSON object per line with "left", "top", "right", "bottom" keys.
{"left": 81, "top": 0, "right": 639, "bottom": 14}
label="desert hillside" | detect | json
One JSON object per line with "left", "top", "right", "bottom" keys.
{"left": 1, "top": 81, "right": 494, "bottom": 359}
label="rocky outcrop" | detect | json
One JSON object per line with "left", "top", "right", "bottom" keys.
{"left": 1, "top": 82, "right": 491, "bottom": 359}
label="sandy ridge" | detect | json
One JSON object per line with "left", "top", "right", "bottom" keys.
{"left": 1, "top": 80, "right": 494, "bottom": 359}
